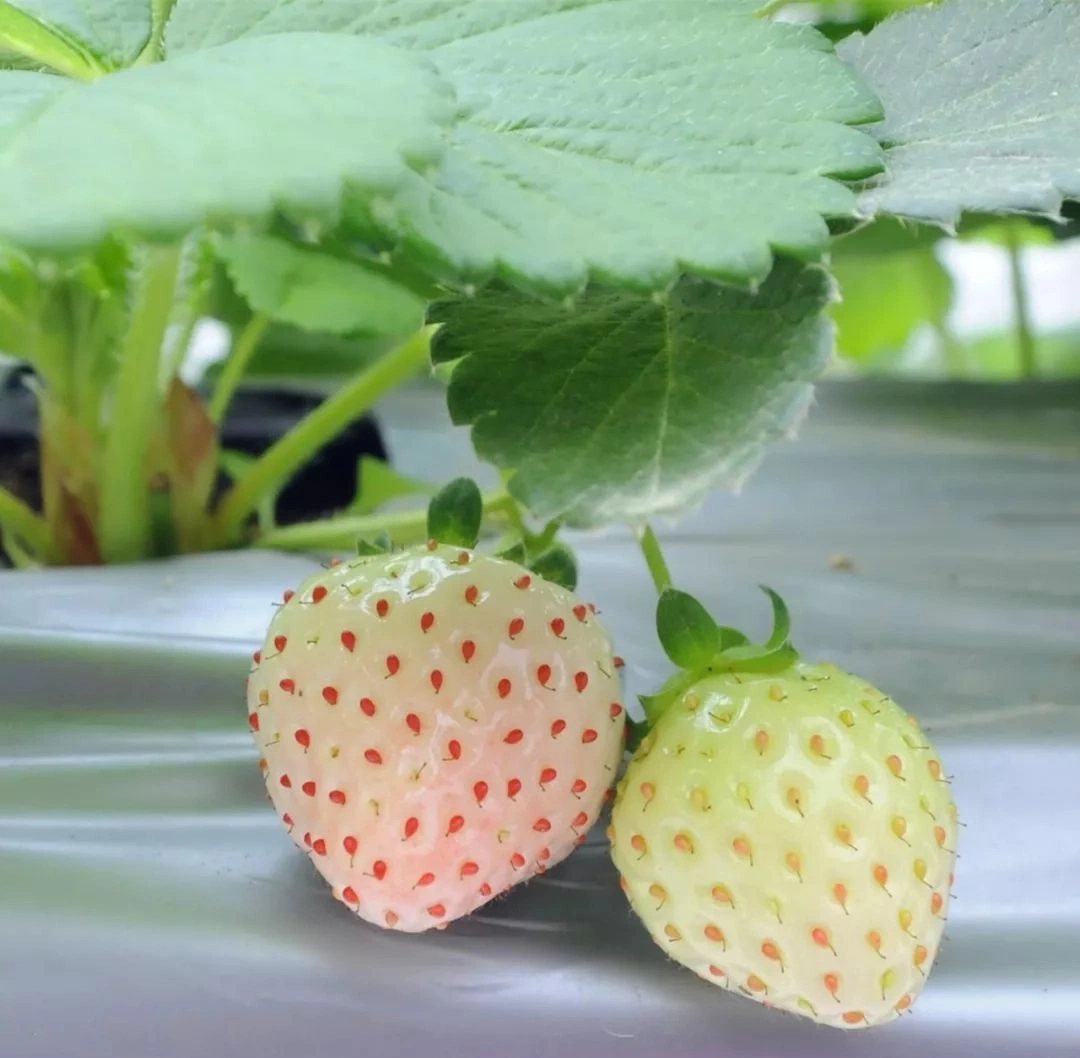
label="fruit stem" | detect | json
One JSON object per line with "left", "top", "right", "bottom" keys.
{"left": 1004, "top": 218, "right": 1038, "bottom": 379}
{"left": 0, "top": 1, "right": 110, "bottom": 80}
{"left": 252, "top": 490, "right": 516, "bottom": 553}
{"left": 209, "top": 311, "right": 270, "bottom": 425}
{"left": 97, "top": 242, "right": 184, "bottom": 563}
{"left": 0, "top": 483, "right": 50, "bottom": 564}
{"left": 212, "top": 326, "right": 434, "bottom": 548}
{"left": 637, "top": 523, "right": 673, "bottom": 595}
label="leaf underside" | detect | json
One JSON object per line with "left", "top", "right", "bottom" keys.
{"left": 162, "top": 0, "right": 884, "bottom": 294}
{"left": 0, "top": 33, "right": 455, "bottom": 252}
{"left": 430, "top": 260, "right": 834, "bottom": 526}
{"left": 842, "top": 0, "right": 1080, "bottom": 223}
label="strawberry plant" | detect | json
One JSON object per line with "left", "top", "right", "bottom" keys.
{"left": 0, "top": 0, "right": 1076, "bottom": 1030}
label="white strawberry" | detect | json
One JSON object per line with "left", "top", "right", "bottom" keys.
{"left": 247, "top": 539, "right": 625, "bottom": 932}
{"left": 610, "top": 589, "right": 957, "bottom": 1028}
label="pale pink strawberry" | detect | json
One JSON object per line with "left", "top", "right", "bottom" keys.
{"left": 247, "top": 542, "right": 625, "bottom": 932}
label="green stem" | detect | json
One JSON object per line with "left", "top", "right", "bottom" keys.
{"left": 755, "top": 0, "right": 789, "bottom": 17}
{"left": 209, "top": 312, "right": 270, "bottom": 425}
{"left": 637, "top": 523, "right": 673, "bottom": 595}
{"left": 1004, "top": 219, "right": 1038, "bottom": 379}
{"left": 254, "top": 490, "right": 515, "bottom": 553}
{"left": 0, "top": 1, "right": 109, "bottom": 80}
{"left": 97, "top": 243, "right": 183, "bottom": 564}
{"left": 213, "top": 327, "right": 433, "bottom": 547}
{"left": 133, "top": 0, "right": 178, "bottom": 66}
{"left": 0, "top": 483, "right": 50, "bottom": 562}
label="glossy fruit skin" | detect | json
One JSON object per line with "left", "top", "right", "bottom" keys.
{"left": 611, "top": 662, "right": 957, "bottom": 1029}
{"left": 247, "top": 544, "right": 625, "bottom": 932}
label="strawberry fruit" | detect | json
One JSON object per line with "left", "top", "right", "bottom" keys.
{"left": 610, "top": 588, "right": 957, "bottom": 1028}
{"left": 247, "top": 479, "right": 625, "bottom": 931}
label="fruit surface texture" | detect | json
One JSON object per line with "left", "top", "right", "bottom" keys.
{"left": 248, "top": 544, "right": 625, "bottom": 932}
{"left": 611, "top": 661, "right": 957, "bottom": 1028}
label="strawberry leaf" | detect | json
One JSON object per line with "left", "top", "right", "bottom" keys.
{"left": 167, "top": 0, "right": 884, "bottom": 293}
{"left": 656, "top": 589, "right": 721, "bottom": 670}
{"left": 426, "top": 477, "right": 482, "bottom": 549}
{"left": 0, "top": 0, "right": 151, "bottom": 69}
{"left": 0, "top": 33, "right": 455, "bottom": 252}
{"left": 841, "top": 0, "right": 1080, "bottom": 223}
{"left": 217, "top": 235, "right": 427, "bottom": 338}
{"left": 431, "top": 261, "right": 833, "bottom": 526}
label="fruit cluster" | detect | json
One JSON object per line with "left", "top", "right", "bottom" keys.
{"left": 246, "top": 481, "right": 957, "bottom": 1029}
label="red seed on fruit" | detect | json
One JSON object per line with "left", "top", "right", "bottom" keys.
{"left": 428, "top": 904, "right": 446, "bottom": 918}
{"left": 416, "top": 873, "right": 435, "bottom": 887}
{"left": 430, "top": 670, "right": 444, "bottom": 693}
{"left": 322, "top": 686, "right": 338, "bottom": 705}
{"left": 497, "top": 678, "right": 512, "bottom": 699}
{"left": 574, "top": 672, "right": 589, "bottom": 693}
{"left": 572, "top": 604, "right": 587, "bottom": 622}
{"left": 342, "top": 886, "right": 359, "bottom": 904}
{"left": 460, "top": 861, "right": 478, "bottom": 877}
{"left": 312, "top": 838, "right": 327, "bottom": 856}
{"left": 474, "top": 782, "right": 489, "bottom": 805}
{"left": 537, "top": 664, "right": 553, "bottom": 688}
{"left": 610, "top": 703, "right": 624, "bottom": 719}
{"left": 582, "top": 728, "right": 598, "bottom": 743}
{"left": 508, "top": 617, "right": 524, "bottom": 639}
{"left": 340, "top": 631, "right": 356, "bottom": 652}
{"left": 375, "top": 599, "right": 390, "bottom": 618}
{"left": 504, "top": 729, "right": 523, "bottom": 745}
{"left": 343, "top": 836, "right": 358, "bottom": 856}
{"left": 540, "top": 767, "right": 557, "bottom": 786}
{"left": 464, "top": 585, "right": 479, "bottom": 605}
{"left": 447, "top": 739, "right": 462, "bottom": 761}
{"left": 479, "top": 883, "right": 493, "bottom": 897}
{"left": 447, "top": 815, "right": 465, "bottom": 834}
{"left": 273, "top": 635, "right": 287, "bottom": 653}
{"left": 533, "top": 818, "right": 551, "bottom": 832}
{"left": 385, "top": 655, "right": 400, "bottom": 677}
{"left": 514, "top": 575, "right": 531, "bottom": 590}
{"left": 406, "top": 713, "right": 421, "bottom": 735}
{"left": 312, "top": 586, "right": 327, "bottom": 603}
{"left": 551, "top": 719, "right": 566, "bottom": 738}
{"left": 403, "top": 817, "right": 419, "bottom": 840}
{"left": 372, "top": 861, "right": 387, "bottom": 881}
{"left": 571, "top": 778, "right": 587, "bottom": 796}
{"left": 248, "top": 713, "right": 259, "bottom": 731}
{"left": 572, "top": 811, "right": 589, "bottom": 829}
{"left": 510, "top": 852, "right": 526, "bottom": 869}
{"left": 302, "top": 781, "right": 316, "bottom": 797}
{"left": 507, "top": 778, "right": 522, "bottom": 799}
{"left": 550, "top": 618, "right": 565, "bottom": 638}
{"left": 279, "top": 678, "right": 295, "bottom": 694}
{"left": 360, "top": 697, "right": 376, "bottom": 717}
{"left": 420, "top": 612, "right": 435, "bottom": 633}
{"left": 283, "top": 590, "right": 295, "bottom": 604}
{"left": 294, "top": 729, "right": 311, "bottom": 749}
{"left": 365, "top": 749, "right": 383, "bottom": 765}
{"left": 329, "top": 790, "right": 346, "bottom": 805}
{"left": 279, "top": 774, "right": 292, "bottom": 788}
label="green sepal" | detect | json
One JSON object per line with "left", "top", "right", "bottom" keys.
{"left": 426, "top": 477, "right": 483, "bottom": 549}
{"left": 355, "top": 536, "right": 389, "bottom": 557}
{"left": 657, "top": 589, "right": 721, "bottom": 669}
{"left": 529, "top": 544, "right": 578, "bottom": 591}
{"left": 718, "top": 626, "right": 750, "bottom": 650}
{"left": 497, "top": 542, "right": 528, "bottom": 565}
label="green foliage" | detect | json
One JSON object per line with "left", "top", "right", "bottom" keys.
{"left": 217, "top": 235, "right": 427, "bottom": 338}
{"left": 656, "top": 589, "right": 721, "bottom": 670}
{"left": 0, "top": 33, "right": 455, "bottom": 252}
{"left": 842, "top": 0, "right": 1080, "bottom": 222}
{"left": 431, "top": 262, "right": 833, "bottom": 525}
{"left": 0, "top": 0, "right": 151, "bottom": 69}
{"left": 168, "top": 0, "right": 883, "bottom": 293}
{"left": 830, "top": 220, "right": 953, "bottom": 362}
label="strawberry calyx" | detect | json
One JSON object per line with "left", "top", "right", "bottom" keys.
{"left": 354, "top": 476, "right": 579, "bottom": 591}
{"left": 637, "top": 586, "right": 798, "bottom": 730}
